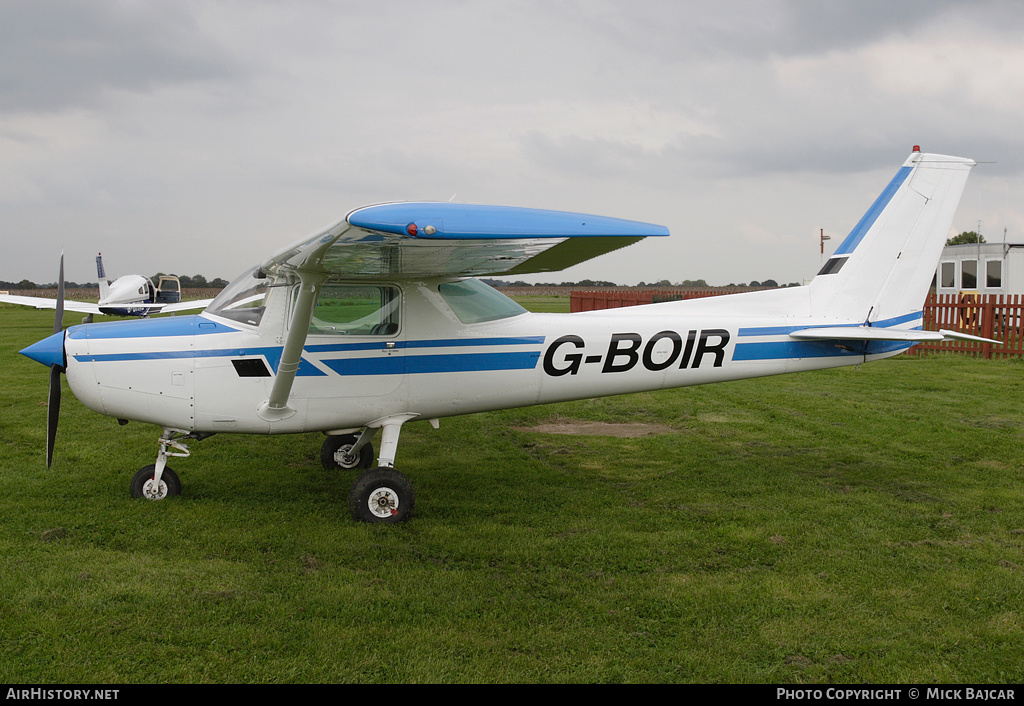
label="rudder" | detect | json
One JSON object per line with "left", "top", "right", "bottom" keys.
{"left": 808, "top": 150, "right": 975, "bottom": 326}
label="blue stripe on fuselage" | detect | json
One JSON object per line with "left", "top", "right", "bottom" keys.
{"left": 737, "top": 311, "right": 923, "bottom": 338}
{"left": 322, "top": 351, "right": 541, "bottom": 376}
{"left": 732, "top": 339, "right": 914, "bottom": 361}
{"left": 734, "top": 311, "right": 923, "bottom": 361}
{"left": 303, "top": 336, "right": 546, "bottom": 353}
{"left": 71, "top": 334, "right": 546, "bottom": 376}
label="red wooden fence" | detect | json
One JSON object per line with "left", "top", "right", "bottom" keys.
{"left": 913, "top": 293, "right": 1024, "bottom": 359}
{"left": 570, "top": 289, "right": 1024, "bottom": 359}
{"left": 570, "top": 287, "right": 764, "bottom": 312}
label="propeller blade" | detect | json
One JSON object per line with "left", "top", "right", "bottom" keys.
{"left": 46, "top": 363, "right": 61, "bottom": 468}
{"left": 54, "top": 252, "right": 65, "bottom": 334}
{"left": 47, "top": 252, "right": 65, "bottom": 468}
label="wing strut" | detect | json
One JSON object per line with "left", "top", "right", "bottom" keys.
{"left": 257, "top": 270, "right": 328, "bottom": 421}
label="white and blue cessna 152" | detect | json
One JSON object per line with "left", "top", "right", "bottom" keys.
{"left": 20, "top": 148, "right": 994, "bottom": 523}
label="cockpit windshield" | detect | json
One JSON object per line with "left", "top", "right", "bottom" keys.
{"left": 206, "top": 267, "right": 270, "bottom": 326}
{"left": 438, "top": 278, "right": 528, "bottom": 324}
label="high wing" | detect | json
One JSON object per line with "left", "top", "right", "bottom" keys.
{"left": 254, "top": 202, "right": 668, "bottom": 422}
{"left": 260, "top": 202, "right": 669, "bottom": 278}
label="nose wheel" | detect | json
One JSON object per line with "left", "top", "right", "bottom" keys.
{"left": 130, "top": 428, "right": 191, "bottom": 500}
{"left": 348, "top": 467, "right": 415, "bottom": 523}
{"left": 130, "top": 464, "right": 181, "bottom": 500}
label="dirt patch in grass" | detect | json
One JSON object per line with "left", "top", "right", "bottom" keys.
{"left": 514, "top": 421, "right": 674, "bottom": 437}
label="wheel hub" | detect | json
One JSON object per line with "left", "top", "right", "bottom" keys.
{"left": 142, "top": 478, "right": 168, "bottom": 500}
{"left": 367, "top": 487, "right": 399, "bottom": 518}
{"left": 335, "top": 446, "right": 358, "bottom": 468}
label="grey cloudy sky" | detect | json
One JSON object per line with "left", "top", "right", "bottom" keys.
{"left": 2, "top": 0, "right": 1023, "bottom": 287}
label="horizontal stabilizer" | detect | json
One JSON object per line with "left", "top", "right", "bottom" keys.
{"left": 936, "top": 329, "right": 1001, "bottom": 344}
{"left": 789, "top": 327, "right": 999, "bottom": 345}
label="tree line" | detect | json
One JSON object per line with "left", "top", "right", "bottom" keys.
{"left": 6, "top": 274, "right": 801, "bottom": 291}
{"left": 2, "top": 274, "right": 230, "bottom": 290}
{"left": 485, "top": 278, "right": 802, "bottom": 288}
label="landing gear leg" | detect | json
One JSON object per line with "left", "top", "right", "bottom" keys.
{"left": 376, "top": 421, "right": 402, "bottom": 469}
{"left": 321, "top": 428, "right": 376, "bottom": 471}
{"left": 130, "top": 429, "right": 191, "bottom": 500}
{"left": 347, "top": 417, "right": 415, "bottom": 523}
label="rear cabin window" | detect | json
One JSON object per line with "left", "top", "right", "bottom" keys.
{"left": 310, "top": 285, "right": 400, "bottom": 335}
{"left": 438, "top": 279, "right": 528, "bottom": 324}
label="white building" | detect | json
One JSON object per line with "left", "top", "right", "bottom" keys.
{"left": 935, "top": 242, "right": 1024, "bottom": 296}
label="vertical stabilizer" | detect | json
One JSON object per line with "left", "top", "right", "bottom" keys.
{"left": 96, "top": 253, "right": 110, "bottom": 301}
{"left": 809, "top": 151, "right": 974, "bottom": 324}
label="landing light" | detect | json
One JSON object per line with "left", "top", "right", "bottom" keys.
{"left": 406, "top": 223, "right": 437, "bottom": 236}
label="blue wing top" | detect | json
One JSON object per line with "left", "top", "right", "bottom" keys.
{"left": 262, "top": 202, "right": 669, "bottom": 279}
{"left": 347, "top": 202, "right": 670, "bottom": 240}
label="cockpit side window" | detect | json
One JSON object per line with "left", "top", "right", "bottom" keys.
{"left": 309, "top": 285, "right": 400, "bottom": 336}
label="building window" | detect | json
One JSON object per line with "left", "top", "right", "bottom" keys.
{"left": 961, "top": 260, "right": 977, "bottom": 289}
{"left": 940, "top": 262, "right": 955, "bottom": 288}
{"left": 986, "top": 260, "right": 1002, "bottom": 288}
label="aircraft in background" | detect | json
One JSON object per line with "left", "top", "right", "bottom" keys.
{"left": 0, "top": 253, "right": 214, "bottom": 319}
{"left": 19, "top": 148, "right": 997, "bottom": 523}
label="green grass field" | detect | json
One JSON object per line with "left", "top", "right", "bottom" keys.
{"left": 1, "top": 302, "right": 1022, "bottom": 683}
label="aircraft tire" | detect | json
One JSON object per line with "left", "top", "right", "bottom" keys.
{"left": 130, "top": 464, "right": 181, "bottom": 500}
{"left": 348, "top": 467, "right": 414, "bottom": 524}
{"left": 321, "top": 434, "right": 374, "bottom": 471}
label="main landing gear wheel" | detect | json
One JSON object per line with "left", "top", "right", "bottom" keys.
{"left": 130, "top": 464, "right": 181, "bottom": 500}
{"left": 321, "top": 434, "right": 374, "bottom": 471}
{"left": 348, "top": 467, "right": 415, "bottom": 524}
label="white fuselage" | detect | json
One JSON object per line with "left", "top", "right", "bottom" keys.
{"left": 62, "top": 278, "right": 914, "bottom": 435}
{"left": 97, "top": 274, "right": 154, "bottom": 316}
